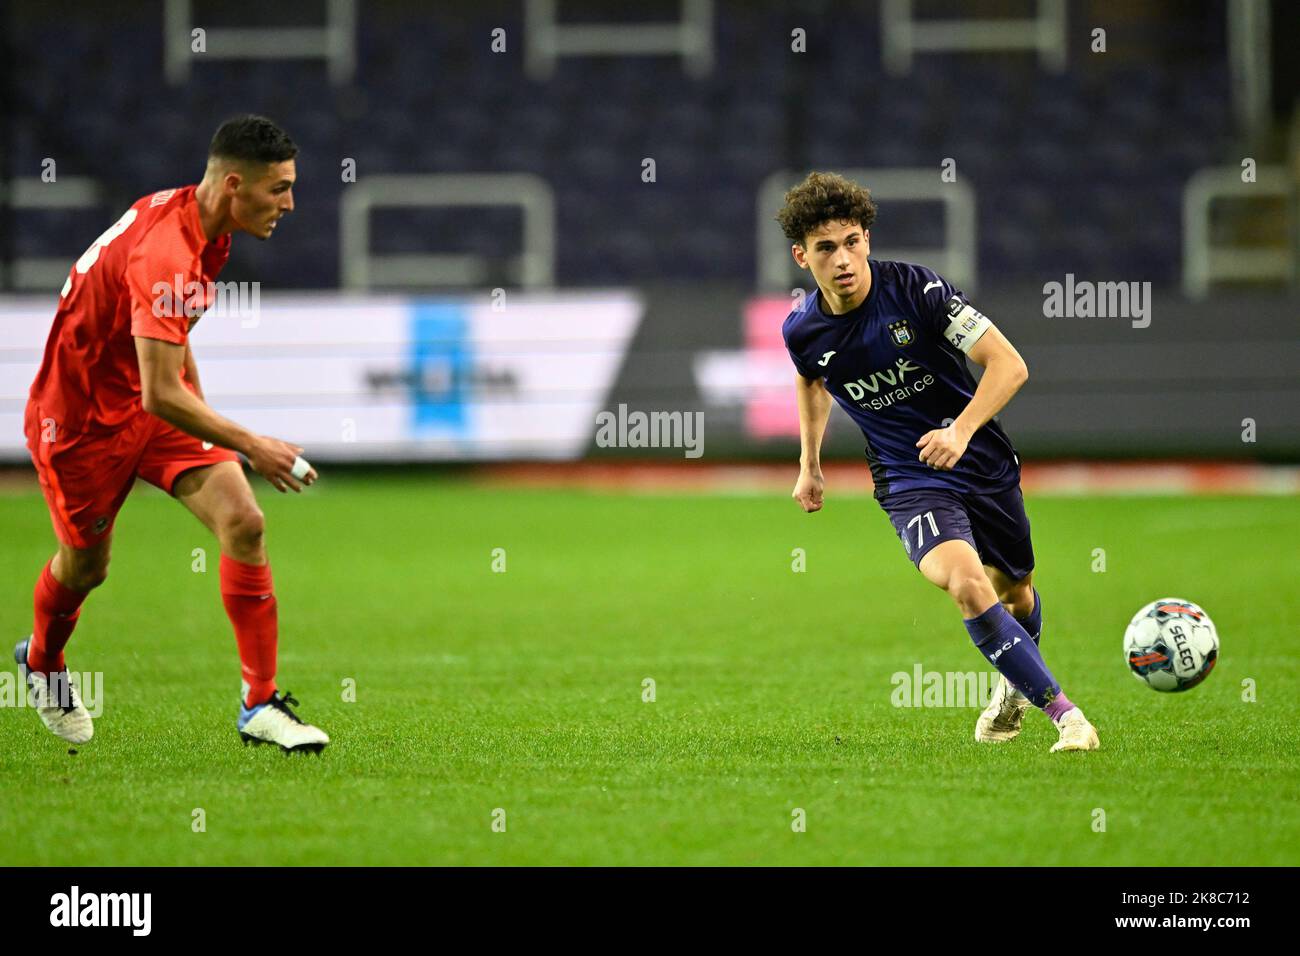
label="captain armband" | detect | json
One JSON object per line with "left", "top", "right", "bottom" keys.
{"left": 941, "top": 295, "right": 991, "bottom": 353}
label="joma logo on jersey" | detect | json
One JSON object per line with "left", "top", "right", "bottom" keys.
{"left": 888, "top": 320, "right": 914, "bottom": 347}
{"left": 842, "top": 358, "right": 921, "bottom": 400}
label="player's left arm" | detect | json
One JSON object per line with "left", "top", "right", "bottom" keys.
{"left": 916, "top": 324, "right": 1029, "bottom": 471}
{"left": 182, "top": 343, "right": 205, "bottom": 402}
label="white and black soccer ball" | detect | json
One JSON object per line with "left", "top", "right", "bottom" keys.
{"left": 1123, "top": 598, "right": 1219, "bottom": 692}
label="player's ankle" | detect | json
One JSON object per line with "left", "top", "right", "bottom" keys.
{"left": 243, "top": 685, "right": 276, "bottom": 709}
{"left": 1042, "top": 691, "right": 1075, "bottom": 722}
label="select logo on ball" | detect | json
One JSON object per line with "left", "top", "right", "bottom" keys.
{"left": 1123, "top": 598, "right": 1219, "bottom": 693}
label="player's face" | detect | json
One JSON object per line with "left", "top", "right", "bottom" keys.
{"left": 231, "top": 160, "right": 296, "bottom": 240}
{"left": 794, "top": 220, "right": 870, "bottom": 305}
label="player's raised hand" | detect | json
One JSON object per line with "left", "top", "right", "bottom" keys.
{"left": 792, "top": 468, "right": 825, "bottom": 513}
{"left": 916, "top": 423, "right": 970, "bottom": 471}
{"left": 247, "top": 436, "right": 315, "bottom": 493}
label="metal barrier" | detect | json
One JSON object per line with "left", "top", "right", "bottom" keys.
{"left": 164, "top": 0, "right": 356, "bottom": 84}
{"left": 524, "top": 0, "right": 713, "bottom": 79}
{"left": 880, "top": 0, "right": 1066, "bottom": 75}
{"left": 1, "top": 177, "right": 104, "bottom": 291}
{"left": 339, "top": 173, "right": 556, "bottom": 290}
{"left": 1182, "top": 165, "right": 1294, "bottom": 299}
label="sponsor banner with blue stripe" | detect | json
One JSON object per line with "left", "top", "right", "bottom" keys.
{"left": 0, "top": 293, "right": 643, "bottom": 461}
{"left": 410, "top": 302, "right": 470, "bottom": 436}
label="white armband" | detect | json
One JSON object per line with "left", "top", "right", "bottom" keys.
{"left": 941, "top": 295, "right": 991, "bottom": 353}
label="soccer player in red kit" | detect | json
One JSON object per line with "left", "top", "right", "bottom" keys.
{"left": 16, "top": 115, "right": 329, "bottom": 753}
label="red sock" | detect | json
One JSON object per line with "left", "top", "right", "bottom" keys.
{"left": 220, "top": 554, "right": 278, "bottom": 708}
{"left": 30, "top": 559, "right": 89, "bottom": 673}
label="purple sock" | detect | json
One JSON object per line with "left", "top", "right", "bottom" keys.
{"left": 1017, "top": 587, "right": 1042, "bottom": 645}
{"left": 1042, "top": 690, "right": 1075, "bottom": 722}
{"left": 964, "top": 601, "right": 1063, "bottom": 709}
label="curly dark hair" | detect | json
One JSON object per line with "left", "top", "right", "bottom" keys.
{"left": 209, "top": 114, "right": 298, "bottom": 165}
{"left": 775, "top": 171, "right": 877, "bottom": 246}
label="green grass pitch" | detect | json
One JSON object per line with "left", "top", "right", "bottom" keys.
{"left": 1, "top": 474, "right": 1297, "bottom": 865}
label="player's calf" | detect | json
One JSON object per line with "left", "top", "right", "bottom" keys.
{"left": 922, "top": 541, "right": 1095, "bottom": 751}
{"left": 999, "top": 584, "right": 1035, "bottom": 621}
{"left": 966, "top": 608, "right": 1095, "bottom": 752}
{"left": 28, "top": 551, "right": 102, "bottom": 676}
{"left": 987, "top": 568, "right": 1040, "bottom": 646}
{"left": 980, "top": 574, "right": 1040, "bottom": 745}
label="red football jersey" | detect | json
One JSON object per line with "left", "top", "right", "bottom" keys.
{"left": 28, "top": 184, "right": 232, "bottom": 434}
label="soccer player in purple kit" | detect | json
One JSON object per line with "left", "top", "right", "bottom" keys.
{"left": 778, "top": 172, "right": 1099, "bottom": 752}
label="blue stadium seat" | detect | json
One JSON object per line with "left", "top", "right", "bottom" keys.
{"left": 2, "top": 4, "right": 1235, "bottom": 288}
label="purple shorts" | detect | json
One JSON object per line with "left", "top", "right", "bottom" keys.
{"left": 879, "top": 485, "right": 1035, "bottom": 581}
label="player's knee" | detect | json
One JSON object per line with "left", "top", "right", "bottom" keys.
{"left": 60, "top": 545, "right": 110, "bottom": 591}
{"left": 70, "top": 561, "right": 110, "bottom": 592}
{"left": 948, "top": 574, "right": 995, "bottom": 616}
{"left": 221, "top": 505, "right": 265, "bottom": 551}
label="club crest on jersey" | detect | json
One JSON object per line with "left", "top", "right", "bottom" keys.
{"left": 888, "top": 320, "right": 915, "bottom": 347}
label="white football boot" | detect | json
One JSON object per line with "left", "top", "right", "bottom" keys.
{"left": 238, "top": 690, "right": 329, "bottom": 754}
{"left": 1049, "top": 706, "right": 1100, "bottom": 753}
{"left": 13, "top": 637, "right": 93, "bottom": 745}
{"left": 975, "top": 674, "right": 1031, "bottom": 743}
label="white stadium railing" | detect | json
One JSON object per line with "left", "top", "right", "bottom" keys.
{"left": 524, "top": 0, "right": 714, "bottom": 79}
{"left": 164, "top": 0, "right": 357, "bottom": 84}
{"left": 339, "top": 173, "right": 556, "bottom": 290}
{"left": 1, "top": 177, "right": 104, "bottom": 292}
{"left": 880, "top": 0, "right": 1067, "bottom": 75}
{"left": 1182, "top": 165, "right": 1294, "bottom": 299}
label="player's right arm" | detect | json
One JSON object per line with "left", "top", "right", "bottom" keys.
{"left": 134, "top": 336, "right": 311, "bottom": 493}
{"left": 125, "top": 225, "right": 314, "bottom": 493}
{"left": 792, "top": 372, "right": 831, "bottom": 513}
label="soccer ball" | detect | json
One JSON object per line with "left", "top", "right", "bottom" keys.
{"left": 1123, "top": 598, "right": 1219, "bottom": 692}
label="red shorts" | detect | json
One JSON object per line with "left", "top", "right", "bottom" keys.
{"left": 24, "top": 399, "right": 239, "bottom": 550}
